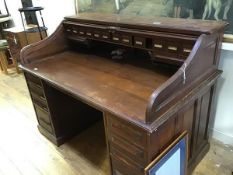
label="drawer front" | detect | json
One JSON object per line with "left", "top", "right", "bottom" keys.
{"left": 110, "top": 135, "right": 147, "bottom": 165}
{"left": 25, "top": 73, "right": 42, "bottom": 86}
{"left": 31, "top": 93, "right": 48, "bottom": 112}
{"left": 34, "top": 104, "right": 50, "bottom": 124}
{"left": 85, "top": 30, "right": 93, "bottom": 38}
{"left": 107, "top": 114, "right": 147, "bottom": 149}
{"left": 134, "top": 37, "right": 146, "bottom": 48}
{"left": 111, "top": 155, "right": 143, "bottom": 175}
{"left": 121, "top": 35, "right": 132, "bottom": 46}
{"left": 27, "top": 81, "right": 45, "bottom": 98}
{"left": 34, "top": 104, "right": 53, "bottom": 133}
{"left": 101, "top": 32, "right": 111, "bottom": 41}
{"left": 112, "top": 33, "right": 121, "bottom": 43}
{"left": 93, "top": 30, "right": 101, "bottom": 39}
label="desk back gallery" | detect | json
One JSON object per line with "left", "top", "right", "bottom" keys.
{"left": 19, "top": 13, "right": 227, "bottom": 175}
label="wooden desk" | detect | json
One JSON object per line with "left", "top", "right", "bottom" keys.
{"left": 20, "top": 13, "right": 227, "bottom": 175}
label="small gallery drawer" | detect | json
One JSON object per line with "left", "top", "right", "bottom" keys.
{"left": 134, "top": 37, "right": 146, "bottom": 48}
{"left": 27, "top": 81, "right": 44, "bottom": 97}
{"left": 85, "top": 30, "right": 93, "bottom": 37}
{"left": 31, "top": 91, "right": 47, "bottom": 106}
{"left": 34, "top": 104, "right": 53, "bottom": 133}
{"left": 110, "top": 135, "right": 147, "bottom": 165}
{"left": 101, "top": 32, "right": 111, "bottom": 41}
{"left": 153, "top": 39, "right": 164, "bottom": 50}
{"left": 93, "top": 31, "right": 101, "bottom": 39}
{"left": 182, "top": 44, "right": 193, "bottom": 56}
{"left": 63, "top": 24, "right": 73, "bottom": 33}
{"left": 121, "top": 35, "right": 132, "bottom": 46}
{"left": 39, "top": 119, "right": 53, "bottom": 134}
{"left": 107, "top": 113, "right": 147, "bottom": 149}
{"left": 167, "top": 42, "right": 180, "bottom": 53}
{"left": 35, "top": 104, "right": 50, "bottom": 124}
{"left": 112, "top": 34, "right": 121, "bottom": 43}
{"left": 111, "top": 155, "right": 143, "bottom": 175}
{"left": 78, "top": 28, "right": 85, "bottom": 36}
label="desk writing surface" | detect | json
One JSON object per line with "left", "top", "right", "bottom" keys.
{"left": 23, "top": 51, "right": 172, "bottom": 123}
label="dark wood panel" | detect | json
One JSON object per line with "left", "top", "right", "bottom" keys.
{"left": 65, "top": 13, "right": 228, "bottom": 35}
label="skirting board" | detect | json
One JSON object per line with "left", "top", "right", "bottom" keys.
{"left": 209, "top": 128, "right": 233, "bottom": 146}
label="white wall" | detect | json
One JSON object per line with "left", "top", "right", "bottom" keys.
{"left": 209, "top": 44, "right": 233, "bottom": 145}
{"left": 5, "top": 0, "right": 75, "bottom": 35}
{"left": 32, "top": 0, "right": 76, "bottom": 35}
{"left": 5, "top": 0, "right": 23, "bottom": 27}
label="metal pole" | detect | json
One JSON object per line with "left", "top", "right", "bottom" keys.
{"left": 19, "top": 12, "right": 29, "bottom": 45}
{"left": 35, "top": 11, "right": 43, "bottom": 40}
{"left": 39, "top": 10, "right": 47, "bottom": 37}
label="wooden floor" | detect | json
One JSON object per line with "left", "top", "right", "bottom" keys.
{"left": 0, "top": 70, "right": 232, "bottom": 175}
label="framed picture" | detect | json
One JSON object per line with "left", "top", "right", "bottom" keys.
{"left": 75, "top": 0, "right": 233, "bottom": 42}
{"left": 144, "top": 132, "right": 188, "bottom": 175}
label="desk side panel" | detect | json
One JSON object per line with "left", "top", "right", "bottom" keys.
{"left": 146, "top": 31, "right": 224, "bottom": 123}
{"left": 20, "top": 22, "right": 69, "bottom": 64}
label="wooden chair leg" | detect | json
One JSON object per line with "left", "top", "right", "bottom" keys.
{"left": 12, "top": 57, "right": 20, "bottom": 74}
{"left": 0, "top": 51, "right": 8, "bottom": 74}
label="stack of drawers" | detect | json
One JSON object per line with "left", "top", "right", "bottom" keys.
{"left": 24, "top": 72, "right": 54, "bottom": 134}
{"left": 63, "top": 21, "right": 196, "bottom": 66}
{"left": 107, "top": 114, "right": 148, "bottom": 175}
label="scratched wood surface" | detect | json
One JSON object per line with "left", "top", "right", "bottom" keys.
{"left": 22, "top": 50, "right": 173, "bottom": 123}
{"left": 0, "top": 71, "right": 232, "bottom": 175}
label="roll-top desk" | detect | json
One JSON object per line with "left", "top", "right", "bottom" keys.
{"left": 20, "top": 13, "right": 227, "bottom": 175}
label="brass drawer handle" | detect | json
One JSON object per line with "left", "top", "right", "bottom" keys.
{"left": 135, "top": 41, "right": 143, "bottom": 45}
{"left": 79, "top": 31, "right": 84, "bottom": 35}
{"left": 154, "top": 44, "right": 163, "bottom": 48}
{"left": 94, "top": 34, "right": 100, "bottom": 38}
{"left": 113, "top": 37, "right": 120, "bottom": 41}
{"left": 86, "top": 32, "right": 92, "bottom": 36}
{"left": 122, "top": 39, "right": 130, "bottom": 43}
{"left": 110, "top": 122, "right": 143, "bottom": 141}
{"left": 168, "top": 46, "right": 178, "bottom": 51}
{"left": 103, "top": 35, "right": 109, "bottom": 39}
{"left": 184, "top": 48, "right": 192, "bottom": 53}
{"left": 72, "top": 30, "right": 78, "bottom": 34}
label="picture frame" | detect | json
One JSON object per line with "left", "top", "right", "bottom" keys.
{"left": 74, "top": 0, "right": 233, "bottom": 43}
{"left": 144, "top": 132, "right": 188, "bottom": 175}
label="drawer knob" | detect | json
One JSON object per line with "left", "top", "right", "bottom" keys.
{"left": 113, "top": 37, "right": 119, "bottom": 41}
{"left": 79, "top": 31, "right": 84, "bottom": 35}
{"left": 103, "top": 35, "right": 108, "bottom": 39}
{"left": 94, "top": 34, "right": 100, "bottom": 38}
{"left": 86, "top": 32, "right": 92, "bottom": 36}
{"left": 122, "top": 39, "right": 130, "bottom": 43}
{"left": 73, "top": 30, "right": 78, "bottom": 34}
{"left": 135, "top": 41, "right": 143, "bottom": 45}
{"left": 168, "top": 46, "right": 178, "bottom": 51}
{"left": 184, "top": 48, "right": 192, "bottom": 53}
{"left": 154, "top": 44, "right": 163, "bottom": 48}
